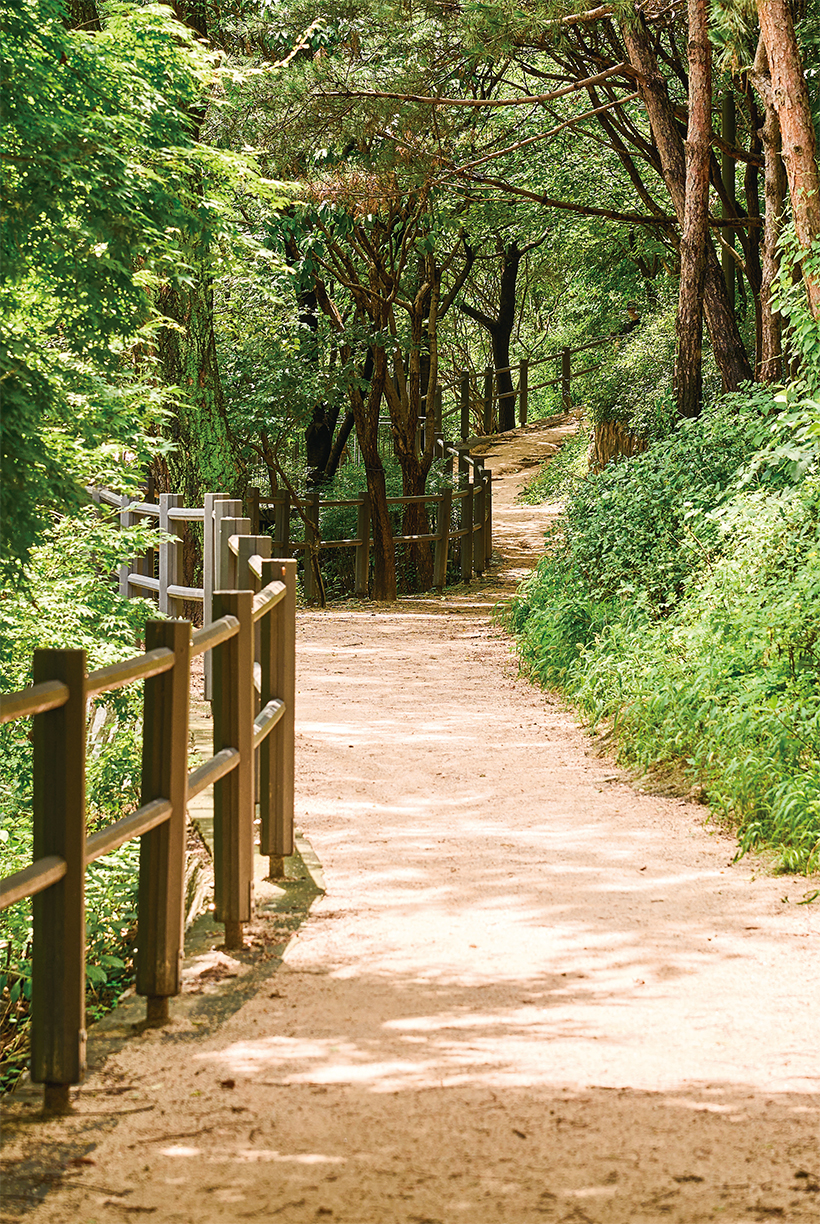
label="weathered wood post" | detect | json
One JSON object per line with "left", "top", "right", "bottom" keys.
{"left": 218, "top": 516, "right": 251, "bottom": 590}
{"left": 484, "top": 470, "right": 493, "bottom": 563}
{"left": 483, "top": 366, "right": 493, "bottom": 435}
{"left": 519, "top": 358, "right": 529, "bottom": 426}
{"left": 204, "top": 495, "right": 238, "bottom": 702}
{"left": 274, "top": 492, "right": 291, "bottom": 554}
{"left": 303, "top": 491, "right": 320, "bottom": 603}
{"left": 212, "top": 589, "right": 255, "bottom": 949}
{"left": 355, "top": 492, "right": 371, "bottom": 598}
{"left": 31, "top": 649, "right": 86, "bottom": 1115}
{"left": 118, "top": 494, "right": 136, "bottom": 599}
{"left": 460, "top": 481, "right": 473, "bottom": 583}
{"left": 460, "top": 370, "right": 470, "bottom": 441}
{"left": 561, "top": 347, "right": 572, "bottom": 411}
{"left": 258, "top": 559, "right": 297, "bottom": 879}
{"left": 433, "top": 487, "right": 452, "bottom": 591}
{"left": 246, "top": 486, "right": 261, "bottom": 535}
{"left": 159, "top": 493, "right": 183, "bottom": 617}
{"left": 473, "top": 461, "right": 486, "bottom": 576}
{"left": 136, "top": 619, "right": 191, "bottom": 1027}
{"left": 456, "top": 445, "right": 470, "bottom": 481}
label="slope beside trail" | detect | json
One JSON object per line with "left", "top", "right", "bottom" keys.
{"left": 3, "top": 417, "right": 820, "bottom": 1224}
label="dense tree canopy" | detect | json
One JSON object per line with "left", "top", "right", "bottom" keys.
{"left": 1, "top": 0, "right": 818, "bottom": 586}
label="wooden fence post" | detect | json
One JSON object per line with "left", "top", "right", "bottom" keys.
{"left": 483, "top": 366, "right": 493, "bottom": 435}
{"left": 212, "top": 589, "right": 255, "bottom": 949}
{"left": 258, "top": 559, "right": 297, "bottom": 879}
{"left": 519, "top": 358, "right": 529, "bottom": 426}
{"left": 460, "top": 481, "right": 473, "bottom": 583}
{"left": 118, "top": 494, "right": 135, "bottom": 599}
{"left": 203, "top": 494, "right": 234, "bottom": 702}
{"left": 303, "top": 491, "right": 320, "bottom": 603}
{"left": 460, "top": 369, "right": 470, "bottom": 441}
{"left": 484, "top": 471, "right": 493, "bottom": 563}
{"left": 355, "top": 492, "right": 371, "bottom": 598}
{"left": 562, "top": 346, "right": 572, "bottom": 410}
{"left": 136, "top": 620, "right": 191, "bottom": 1026}
{"left": 246, "top": 487, "right": 260, "bottom": 534}
{"left": 159, "top": 493, "right": 183, "bottom": 618}
{"left": 274, "top": 492, "right": 291, "bottom": 554}
{"left": 473, "top": 467, "right": 486, "bottom": 576}
{"left": 31, "top": 649, "right": 87, "bottom": 1114}
{"left": 433, "top": 487, "right": 452, "bottom": 591}
{"left": 219, "top": 516, "right": 251, "bottom": 590}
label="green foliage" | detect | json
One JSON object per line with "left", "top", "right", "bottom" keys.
{"left": 772, "top": 227, "right": 820, "bottom": 395}
{"left": 505, "top": 385, "right": 820, "bottom": 873}
{"left": 519, "top": 419, "right": 591, "bottom": 505}
{"left": 0, "top": 0, "right": 225, "bottom": 577}
{"left": 556, "top": 388, "right": 774, "bottom": 612}
{"left": 0, "top": 510, "right": 161, "bottom": 1090}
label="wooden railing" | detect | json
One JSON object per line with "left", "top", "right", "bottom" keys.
{"left": 0, "top": 545, "right": 296, "bottom": 1114}
{"left": 101, "top": 438, "right": 493, "bottom": 609}
{"left": 436, "top": 333, "right": 615, "bottom": 439}
{"left": 250, "top": 440, "right": 492, "bottom": 601}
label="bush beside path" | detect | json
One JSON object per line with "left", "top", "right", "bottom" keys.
{"left": 2, "top": 420, "right": 819, "bottom": 1224}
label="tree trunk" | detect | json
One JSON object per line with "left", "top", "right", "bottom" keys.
{"left": 676, "top": 0, "right": 712, "bottom": 418}
{"left": 350, "top": 346, "right": 396, "bottom": 601}
{"left": 460, "top": 242, "right": 521, "bottom": 432}
{"left": 589, "top": 420, "right": 647, "bottom": 471}
{"left": 621, "top": 13, "right": 754, "bottom": 390}
{"left": 399, "top": 458, "right": 434, "bottom": 593}
{"left": 760, "top": 100, "right": 787, "bottom": 381}
{"left": 757, "top": 0, "right": 820, "bottom": 321}
{"left": 156, "top": 271, "right": 238, "bottom": 507}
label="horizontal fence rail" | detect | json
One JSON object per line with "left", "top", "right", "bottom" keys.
{"left": 247, "top": 439, "right": 492, "bottom": 602}
{"left": 0, "top": 544, "right": 297, "bottom": 1114}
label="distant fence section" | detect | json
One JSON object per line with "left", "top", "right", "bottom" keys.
{"left": 0, "top": 540, "right": 296, "bottom": 1114}
{"left": 435, "top": 333, "right": 613, "bottom": 440}
{"left": 96, "top": 438, "right": 492, "bottom": 611}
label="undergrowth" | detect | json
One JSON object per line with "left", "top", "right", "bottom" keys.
{"left": 504, "top": 383, "right": 820, "bottom": 874}
{"left": 519, "top": 418, "right": 591, "bottom": 505}
{"left": 0, "top": 508, "right": 161, "bottom": 1092}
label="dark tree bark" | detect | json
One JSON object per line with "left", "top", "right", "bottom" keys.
{"left": 460, "top": 241, "right": 522, "bottom": 431}
{"left": 757, "top": 0, "right": 820, "bottom": 321}
{"left": 313, "top": 277, "right": 397, "bottom": 600}
{"left": 349, "top": 347, "right": 396, "bottom": 601}
{"left": 751, "top": 47, "right": 788, "bottom": 382}
{"left": 61, "top": 0, "right": 100, "bottom": 30}
{"left": 621, "top": 12, "right": 754, "bottom": 390}
{"left": 675, "top": 0, "right": 712, "bottom": 418}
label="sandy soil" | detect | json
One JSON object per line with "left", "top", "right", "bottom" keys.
{"left": 3, "top": 418, "right": 819, "bottom": 1224}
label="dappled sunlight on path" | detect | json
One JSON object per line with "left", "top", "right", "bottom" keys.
{"left": 4, "top": 422, "right": 818, "bottom": 1224}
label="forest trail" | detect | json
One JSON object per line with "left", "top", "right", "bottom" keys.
{"left": 4, "top": 418, "right": 820, "bottom": 1224}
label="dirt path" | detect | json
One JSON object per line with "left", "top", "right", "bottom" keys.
{"left": 3, "top": 420, "right": 820, "bottom": 1224}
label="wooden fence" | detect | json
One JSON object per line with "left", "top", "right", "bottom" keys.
{"left": 437, "top": 333, "right": 614, "bottom": 439}
{"left": 0, "top": 544, "right": 296, "bottom": 1114}
{"left": 102, "top": 438, "right": 492, "bottom": 611}
{"left": 251, "top": 439, "right": 492, "bottom": 601}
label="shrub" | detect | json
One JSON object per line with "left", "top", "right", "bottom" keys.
{"left": 0, "top": 507, "right": 161, "bottom": 1091}
{"left": 505, "top": 384, "right": 820, "bottom": 874}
